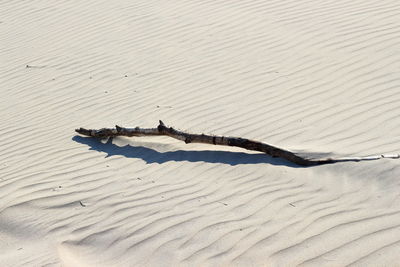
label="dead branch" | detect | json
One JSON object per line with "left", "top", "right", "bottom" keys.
{"left": 75, "top": 120, "right": 399, "bottom": 166}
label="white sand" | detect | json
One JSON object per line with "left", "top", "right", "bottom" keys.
{"left": 1, "top": 0, "right": 400, "bottom": 266}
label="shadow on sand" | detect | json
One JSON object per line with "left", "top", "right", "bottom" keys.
{"left": 73, "top": 136, "right": 303, "bottom": 168}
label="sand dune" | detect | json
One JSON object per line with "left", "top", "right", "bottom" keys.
{"left": 1, "top": 0, "right": 400, "bottom": 266}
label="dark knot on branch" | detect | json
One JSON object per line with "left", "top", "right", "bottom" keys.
{"left": 158, "top": 120, "right": 166, "bottom": 132}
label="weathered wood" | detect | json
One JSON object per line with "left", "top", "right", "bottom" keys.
{"left": 75, "top": 120, "right": 399, "bottom": 166}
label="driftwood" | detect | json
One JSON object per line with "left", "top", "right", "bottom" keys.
{"left": 75, "top": 121, "right": 399, "bottom": 166}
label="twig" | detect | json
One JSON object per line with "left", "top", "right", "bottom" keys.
{"left": 26, "top": 64, "right": 46, "bottom": 69}
{"left": 75, "top": 121, "right": 399, "bottom": 166}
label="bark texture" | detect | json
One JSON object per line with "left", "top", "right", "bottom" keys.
{"left": 75, "top": 121, "right": 399, "bottom": 166}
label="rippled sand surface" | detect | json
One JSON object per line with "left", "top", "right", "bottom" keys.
{"left": 1, "top": 0, "right": 400, "bottom": 266}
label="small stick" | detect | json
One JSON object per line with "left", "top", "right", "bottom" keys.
{"left": 75, "top": 121, "right": 399, "bottom": 166}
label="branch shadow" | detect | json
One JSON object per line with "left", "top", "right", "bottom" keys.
{"left": 73, "top": 136, "right": 304, "bottom": 168}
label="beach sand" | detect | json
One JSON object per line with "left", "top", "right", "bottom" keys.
{"left": 1, "top": 0, "right": 400, "bottom": 266}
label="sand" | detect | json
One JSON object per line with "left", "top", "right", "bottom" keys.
{"left": 1, "top": 0, "right": 400, "bottom": 266}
